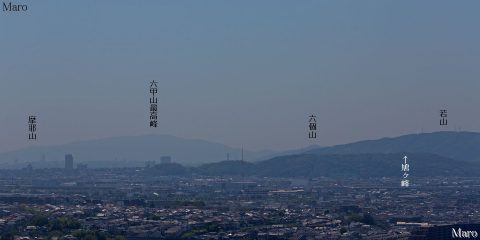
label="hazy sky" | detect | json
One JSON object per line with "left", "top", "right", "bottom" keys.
{"left": 1, "top": 1, "right": 480, "bottom": 152}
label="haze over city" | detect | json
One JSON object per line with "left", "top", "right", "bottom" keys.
{"left": 3, "top": 1, "right": 480, "bottom": 239}
{"left": 2, "top": 1, "right": 480, "bottom": 153}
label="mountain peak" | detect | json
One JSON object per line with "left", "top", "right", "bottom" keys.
{"left": 307, "top": 131, "right": 480, "bottom": 162}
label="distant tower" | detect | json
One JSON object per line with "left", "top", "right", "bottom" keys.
{"left": 65, "top": 154, "right": 74, "bottom": 170}
{"left": 241, "top": 147, "right": 244, "bottom": 161}
{"left": 227, "top": 153, "right": 230, "bottom": 161}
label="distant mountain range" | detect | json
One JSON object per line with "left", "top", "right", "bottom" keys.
{"left": 158, "top": 152, "right": 479, "bottom": 178}
{"left": 306, "top": 131, "right": 480, "bottom": 162}
{"left": 2, "top": 131, "right": 480, "bottom": 178}
{"left": 146, "top": 131, "right": 480, "bottom": 178}
{"left": 0, "top": 135, "right": 274, "bottom": 168}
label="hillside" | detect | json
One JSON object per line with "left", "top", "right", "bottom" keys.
{"left": 306, "top": 131, "right": 480, "bottom": 162}
{"left": 146, "top": 152, "right": 480, "bottom": 178}
{"left": 0, "top": 134, "right": 271, "bottom": 168}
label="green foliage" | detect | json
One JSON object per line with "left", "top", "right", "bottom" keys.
{"left": 308, "top": 131, "right": 480, "bottom": 162}
{"left": 181, "top": 229, "right": 207, "bottom": 239}
{"left": 254, "top": 152, "right": 480, "bottom": 178}
{"left": 0, "top": 233, "right": 14, "bottom": 240}
{"left": 29, "top": 214, "right": 49, "bottom": 227}
{"left": 196, "top": 160, "right": 255, "bottom": 176}
{"left": 362, "top": 213, "right": 375, "bottom": 225}
{"left": 346, "top": 213, "right": 376, "bottom": 225}
{"left": 48, "top": 216, "right": 82, "bottom": 232}
{"left": 19, "top": 204, "right": 41, "bottom": 215}
{"left": 148, "top": 163, "right": 189, "bottom": 175}
{"left": 73, "top": 230, "right": 117, "bottom": 240}
{"left": 47, "top": 230, "right": 63, "bottom": 238}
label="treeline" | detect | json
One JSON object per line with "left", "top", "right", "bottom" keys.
{"left": 144, "top": 153, "right": 480, "bottom": 178}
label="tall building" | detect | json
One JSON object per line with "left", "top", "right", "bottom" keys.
{"left": 65, "top": 154, "right": 74, "bottom": 170}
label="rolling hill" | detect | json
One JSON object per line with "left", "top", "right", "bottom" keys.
{"left": 306, "top": 131, "right": 480, "bottom": 162}
{"left": 0, "top": 134, "right": 273, "bottom": 168}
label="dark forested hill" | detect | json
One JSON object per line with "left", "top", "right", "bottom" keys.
{"left": 147, "top": 152, "right": 479, "bottom": 178}
{"left": 306, "top": 131, "right": 480, "bottom": 162}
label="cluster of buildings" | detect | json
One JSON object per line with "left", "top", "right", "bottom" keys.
{"left": 0, "top": 167, "right": 477, "bottom": 239}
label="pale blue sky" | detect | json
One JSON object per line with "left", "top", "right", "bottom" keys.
{"left": 1, "top": 1, "right": 480, "bottom": 152}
